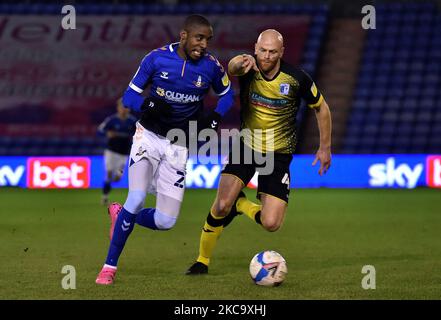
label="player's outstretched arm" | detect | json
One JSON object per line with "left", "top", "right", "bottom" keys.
{"left": 312, "top": 99, "right": 332, "bottom": 176}
{"left": 228, "top": 54, "right": 259, "bottom": 76}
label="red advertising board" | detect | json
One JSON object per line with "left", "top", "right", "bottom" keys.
{"left": 427, "top": 155, "right": 441, "bottom": 188}
{"left": 27, "top": 157, "right": 90, "bottom": 188}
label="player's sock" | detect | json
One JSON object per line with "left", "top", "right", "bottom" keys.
{"left": 196, "top": 210, "right": 225, "bottom": 266}
{"left": 105, "top": 207, "right": 136, "bottom": 266}
{"left": 135, "top": 208, "right": 159, "bottom": 230}
{"left": 135, "top": 208, "right": 177, "bottom": 230}
{"left": 236, "top": 197, "right": 262, "bottom": 225}
{"left": 103, "top": 181, "right": 111, "bottom": 195}
{"left": 254, "top": 211, "right": 262, "bottom": 225}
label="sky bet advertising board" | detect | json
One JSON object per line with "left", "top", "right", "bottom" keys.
{"left": 0, "top": 155, "right": 440, "bottom": 189}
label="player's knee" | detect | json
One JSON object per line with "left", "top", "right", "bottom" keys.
{"left": 215, "top": 199, "right": 234, "bottom": 217}
{"left": 261, "top": 217, "right": 281, "bottom": 232}
{"left": 124, "top": 191, "right": 146, "bottom": 214}
{"left": 154, "top": 211, "right": 177, "bottom": 230}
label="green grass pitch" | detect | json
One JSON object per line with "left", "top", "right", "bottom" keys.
{"left": 0, "top": 187, "right": 440, "bottom": 299}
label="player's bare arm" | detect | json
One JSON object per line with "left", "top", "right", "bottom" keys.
{"left": 312, "top": 99, "right": 332, "bottom": 176}
{"left": 228, "top": 54, "right": 259, "bottom": 76}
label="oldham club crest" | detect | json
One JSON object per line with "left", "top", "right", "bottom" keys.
{"left": 193, "top": 75, "right": 204, "bottom": 88}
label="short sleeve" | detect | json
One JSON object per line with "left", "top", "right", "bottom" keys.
{"left": 299, "top": 69, "right": 323, "bottom": 108}
{"left": 209, "top": 56, "right": 231, "bottom": 96}
{"left": 129, "top": 51, "right": 157, "bottom": 93}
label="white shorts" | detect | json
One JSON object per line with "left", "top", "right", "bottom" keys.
{"left": 130, "top": 122, "right": 188, "bottom": 202}
{"left": 104, "top": 149, "right": 128, "bottom": 176}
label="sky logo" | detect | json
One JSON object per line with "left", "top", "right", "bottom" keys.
{"left": 0, "top": 165, "right": 25, "bottom": 186}
{"left": 368, "top": 157, "right": 423, "bottom": 189}
{"left": 185, "top": 159, "right": 220, "bottom": 188}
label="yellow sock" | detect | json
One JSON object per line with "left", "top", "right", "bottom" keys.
{"left": 236, "top": 197, "right": 262, "bottom": 222}
{"left": 196, "top": 210, "right": 224, "bottom": 266}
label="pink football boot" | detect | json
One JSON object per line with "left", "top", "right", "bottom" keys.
{"left": 95, "top": 266, "right": 117, "bottom": 285}
{"left": 108, "top": 202, "right": 123, "bottom": 241}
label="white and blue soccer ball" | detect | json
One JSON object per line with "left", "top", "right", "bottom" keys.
{"left": 249, "top": 250, "right": 288, "bottom": 286}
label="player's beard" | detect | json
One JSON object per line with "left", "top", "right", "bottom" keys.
{"left": 258, "top": 59, "right": 277, "bottom": 73}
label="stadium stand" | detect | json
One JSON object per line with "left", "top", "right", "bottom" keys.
{"left": 0, "top": 2, "right": 328, "bottom": 155}
{"left": 0, "top": 2, "right": 439, "bottom": 155}
{"left": 342, "top": 2, "right": 441, "bottom": 154}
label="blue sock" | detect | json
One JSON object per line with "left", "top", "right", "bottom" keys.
{"left": 103, "top": 181, "right": 111, "bottom": 195}
{"left": 105, "top": 207, "right": 137, "bottom": 266}
{"left": 135, "top": 208, "right": 159, "bottom": 230}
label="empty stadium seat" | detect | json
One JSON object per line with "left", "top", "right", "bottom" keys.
{"left": 344, "top": 3, "right": 441, "bottom": 153}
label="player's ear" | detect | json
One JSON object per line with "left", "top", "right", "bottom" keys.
{"left": 180, "top": 30, "right": 188, "bottom": 42}
{"left": 280, "top": 46, "right": 285, "bottom": 58}
{"left": 254, "top": 43, "right": 258, "bottom": 55}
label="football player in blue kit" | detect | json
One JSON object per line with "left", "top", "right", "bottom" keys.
{"left": 96, "top": 15, "right": 235, "bottom": 285}
{"left": 97, "top": 98, "right": 137, "bottom": 206}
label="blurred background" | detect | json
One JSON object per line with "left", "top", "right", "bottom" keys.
{"left": 0, "top": 0, "right": 440, "bottom": 188}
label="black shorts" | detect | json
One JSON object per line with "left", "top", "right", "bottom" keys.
{"left": 221, "top": 140, "right": 293, "bottom": 203}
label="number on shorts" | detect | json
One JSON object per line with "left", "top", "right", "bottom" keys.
{"left": 174, "top": 171, "right": 185, "bottom": 188}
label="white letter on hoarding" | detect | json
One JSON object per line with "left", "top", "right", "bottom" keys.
{"left": 61, "top": 5, "right": 76, "bottom": 30}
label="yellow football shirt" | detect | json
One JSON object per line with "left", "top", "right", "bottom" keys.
{"left": 238, "top": 61, "right": 323, "bottom": 153}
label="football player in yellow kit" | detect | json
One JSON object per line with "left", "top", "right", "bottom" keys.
{"left": 186, "top": 29, "right": 332, "bottom": 275}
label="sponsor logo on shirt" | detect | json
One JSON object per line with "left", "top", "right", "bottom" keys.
{"left": 156, "top": 87, "right": 201, "bottom": 103}
{"left": 250, "top": 92, "right": 289, "bottom": 109}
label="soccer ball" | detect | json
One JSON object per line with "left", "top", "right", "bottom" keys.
{"left": 249, "top": 250, "right": 288, "bottom": 286}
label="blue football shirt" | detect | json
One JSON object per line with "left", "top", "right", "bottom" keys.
{"left": 128, "top": 43, "right": 231, "bottom": 136}
{"left": 98, "top": 114, "right": 137, "bottom": 155}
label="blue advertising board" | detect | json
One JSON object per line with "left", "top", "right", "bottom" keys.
{"left": 0, "top": 155, "right": 440, "bottom": 189}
